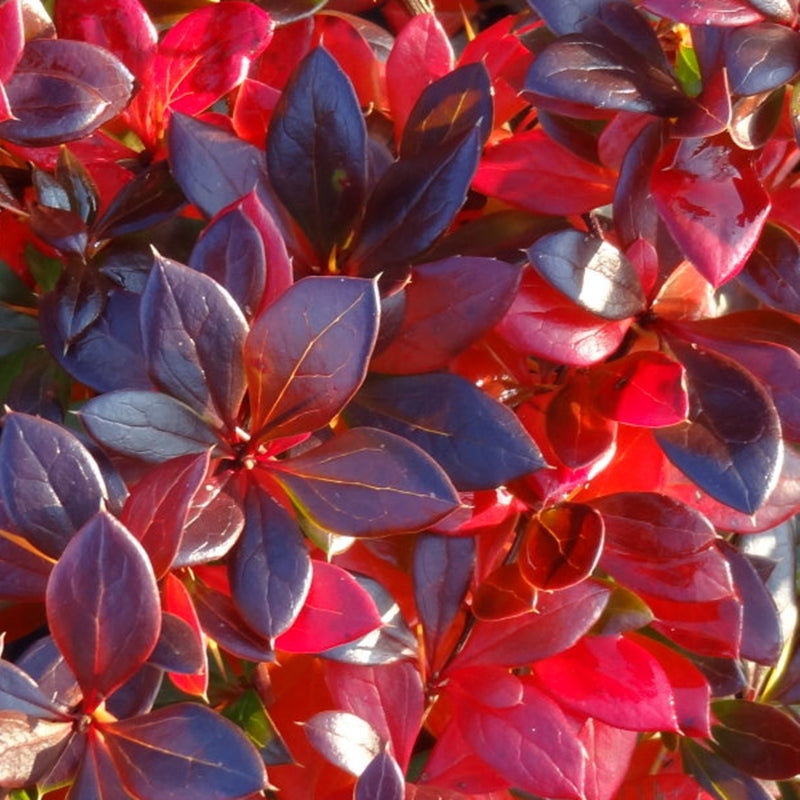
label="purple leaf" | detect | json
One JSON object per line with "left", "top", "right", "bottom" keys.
{"left": 0, "top": 660, "right": 71, "bottom": 720}
{"left": 149, "top": 612, "right": 206, "bottom": 675}
{"left": 0, "top": 714, "right": 74, "bottom": 789}
{"left": 45, "top": 511, "right": 160, "bottom": 710}
{"left": 724, "top": 22, "right": 800, "bottom": 95}
{"left": 0, "top": 412, "right": 107, "bottom": 559}
{"left": 355, "top": 751, "right": 405, "bottom": 800}
{"left": 304, "top": 711, "right": 382, "bottom": 775}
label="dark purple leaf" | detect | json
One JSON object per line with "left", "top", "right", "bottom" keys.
{"left": 105, "top": 703, "right": 267, "bottom": 798}
{"left": 149, "top": 612, "right": 205, "bottom": 675}
{"left": 188, "top": 190, "right": 292, "bottom": 318}
{"left": 0, "top": 660, "right": 71, "bottom": 720}
{"left": 739, "top": 222, "right": 800, "bottom": 314}
{"left": 400, "top": 62, "right": 493, "bottom": 158}
{"left": 46, "top": 511, "right": 160, "bottom": 709}
{"left": 725, "top": 22, "right": 800, "bottom": 95}
{"left": 0, "top": 412, "right": 107, "bottom": 558}
{"left": 272, "top": 427, "right": 460, "bottom": 536}
{"left": 656, "top": 339, "right": 783, "bottom": 514}
{"left": 527, "top": 229, "right": 646, "bottom": 320}
{"left": 69, "top": 733, "right": 135, "bottom": 800}
{"left": 229, "top": 483, "right": 311, "bottom": 644}
{"left": 371, "top": 256, "right": 521, "bottom": 374}
{"left": 355, "top": 751, "right": 405, "bottom": 800}
{"left": 168, "top": 113, "right": 270, "bottom": 219}
{"left": 348, "top": 127, "right": 482, "bottom": 277}
{"left": 304, "top": 711, "right": 383, "bottom": 775}
{"left": 680, "top": 738, "right": 773, "bottom": 800}
{"left": 80, "top": 390, "right": 226, "bottom": 463}
{"left": 14, "top": 636, "right": 81, "bottom": 713}
{"left": 349, "top": 373, "right": 544, "bottom": 490}
{"left": 48, "top": 261, "right": 107, "bottom": 348}
{"left": 141, "top": 254, "right": 248, "bottom": 430}
{"left": 245, "top": 276, "right": 379, "bottom": 440}
{"left": 729, "top": 87, "right": 784, "bottom": 150}
{"left": 527, "top": 0, "right": 611, "bottom": 34}
{"left": 0, "top": 531, "right": 52, "bottom": 601}
{"left": 267, "top": 46, "right": 367, "bottom": 257}
{"left": 106, "top": 664, "right": 163, "bottom": 721}
{"left": 28, "top": 205, "right": 88, "bottom": 256}
{"left": 0, "top": 39, "right": 134, "bottom": 145}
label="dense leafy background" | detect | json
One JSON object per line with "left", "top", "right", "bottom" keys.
{"left": 0, "top": 0, "right": 799, "bottom": 797}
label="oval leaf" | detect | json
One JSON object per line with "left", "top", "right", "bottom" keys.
{"left": 725, "top": 22, "right": 800, "bottom": 95}
{"left": 355, "top": 752, "right": 405, "bottom": 800}
{"left": 45, "top": 511, "right": 160, "bottom": 709}
{"left": 304, "top": 710, "right": 382, "bottom": 776}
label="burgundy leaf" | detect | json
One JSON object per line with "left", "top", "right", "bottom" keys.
{"left": 266, "top": 46, "right": 367, "bottom": 257}
{"left": 120, "top": 452, "right": 210, "bottom": 579}
{"left": 0, "top": 530, "right": 52, "bottom": 601}
{"left": 740, "top": 221, "right": 800, "bottom": 314}
{"left": 355, "top": 751, "right": 405, "bottom": 800}
{"left": 272, "top": 427, "right": 460, "bottom": 537}
{"left": 641, "top": 0, "right": 763, "bottom": 24}
{"left": 304, "top": 710, "right": 382, "bottom": 775}
{"left": 80, "top": 390, "right": 226, "bottom": 463}
{"left": 245, "top": 276, "right": 379, "bottom": 440}
{"left": 0, "top": 39, "right": 134, "bottom": 146}
{"left": 651, "top": 136, "right": 771, "bottom": 287}
{"left": 229, "top": 483, "right": 311, "bottom": 644}
{"left": 69, "top": 731, "right": 134, "bottom": 800}
{"left": 680, "top": 738, "right": 775, "bottom": 800}
{"left": 655, "top": 339, "right": 783, "bottom": 514}
{"left": 46, "top": 512, "right": 160, "bottom": 710}
{"left": 105, "top": 702, "right": 267, "bottom": 798}
{"left": 141, "top": 254, "right": 248, "bottom": 430}
{"left": 149, "top": 612, "right": 205, "bottom": 676}
{"left": 0, "top": 412, "right": 107, "bottom": 559}
{"left": 348, "top": 373, "right": 544, "bottom": 490}
{"left": 371, "top": 256, "right": 521, "bottom": 374}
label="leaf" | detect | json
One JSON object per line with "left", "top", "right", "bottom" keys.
{"left": 0, "top": 0, "right": 23, "bottom": 86}
{"left": 355, "top": 752, "right": 405, "bottom": 800}
{"left": 0, "top": 714, "right": 73, "bottom": 789}
{"left": 740, "top": 222, "right": 800, "bottom": 314}
{"left": 229, "top": 483, "right": 311, "bottom": 644}
{"left": 348, "top": 127, "right": 482, "bottom": 277}
{"left": 520, "top": 503, "right": 605, "bottom": 591}
{"left": 725, "top": 22, "right": 800, "bottom": 95}
{"left": 80, "top": 390, "right": 226, "bottom": 463}
{"left": 188, "top": 190, "right": 292, "bottom": 319}
{"left": 651, "top": 136, "right": 771, "bottom": 287}
{"left": 0, "top": 530, "right": 53, "bottom": 602}
{"left": 272, "top": 427, "right": 460, "bottom": 537}
{"left": 527, "top": 230, "right": 646, "bottom": 321}
{"left": 0, "top": 412, "right": 107, "bottom": 559}
{"left": 151, "top": 2, "right": 273, "bottom": 117}
{"left": 0, "top": 39, "right": 134, "bottom": 146}
{"left": 161, "top": 573, "right": 207, "bottom": 697}
{"left": 167, "top": 113, "right": 271, "bottom": 219}
{"left": 45, "top": 511, "right": 160, "bottom": 710}
{"left": 451, "top": 579, "right": 611, "bottom": 669}
{"left": 680, "top": 738, "right": 774, "bottom": 800}
{"left": 120, "top": 451, "right": 210, "bottom": 579}
{"left": 655, "top": 339, "right": 783, "bottom": 514}
{"left": 400, "top": 62, "right": 493, "bottom": 158}
{"left": 348, "top": 373, "right": 544, "bottom": 491}
{"left": 527, "top": 0, "right": 611, "bottom": 35}
{"left": 304, "top": 711, "right": 382, "bottom": 776}
{"left": 0, "top": 659, "right": 70, "bottom": 720}
{"left": 141, "top": 254, "right": 248, "bottom": 430}
{"left": 641, "top": 0, "right": 763, "bottom": 25}
{"left": 266, "top": 46, "right": 367, "bottom": 258}
{"left": 275, "top": 560, "right": 382, "bottom": 653}
{"left": 69, "top": 731, "right": 135, "bottom": 800}
{"left": 710, "top": 699, "right": 800, "bottom": 779}
{"left": 371, "top": 256, "right": 521, "bottom": 374}
{"left": 245, "top": 276, "right": 379, "bottom": 440}
{"left": 472, "top": 561, "right": 538, "bottom": 621}
{"left": 105, "top": 702, "right": 267, "bottom": 799}
{"left": 535, "top": 635, "right": 680, "bottom": 732}
{"left": 148, "top": 612, "right": 205, "bottom": 676}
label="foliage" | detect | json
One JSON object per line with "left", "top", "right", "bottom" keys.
{"left": 0, "top": 0, "right": 799, "bottom": 797}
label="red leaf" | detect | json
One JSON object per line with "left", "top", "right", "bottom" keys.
{"left": 275, "top": 560, "right": 381, "bottom": 653}
{"left": 472, "top": 561, "right": 538, "bottom": 621}
{"left": 245, "top": 276, "right": 379, "bottom": 440}
{"left": 45, "top": 512, "right": 160, "bottom": 711}
{"left": 535, "top": 635, "right": 680, "bottom": 732}
{"left": 0, "top": 0, "right": 23, "bottom": 84}
{"left": 651, "top": 136, "right": 771, "bottom": 287}
{"left": 161, "top": 573, "right": 208, "bottom": 698}
{"left": 581, "top": 718, "right": 639, "bottom": 800}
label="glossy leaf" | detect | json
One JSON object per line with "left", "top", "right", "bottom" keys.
{"left": 0, "top": 715, "right": 73, "bottom": 789}
{"left": 348, "top": 127, "right": 482, "bottom": 277}
{"left": 275, "top": 560, "right": 382, "bottom": 653}
{"left": 355, "top": 752, "right": 404, "bottom": 800}
{"left": 141, "top": 254, "right": 248, "bottom": 429}
{"left": 120, "top": 452, "right": 210, "bottom": 579}
{"left": 651, "top": 136, "right": 771, "bottom": 287}
{"left": 724, "top": 22, "right": 800, "bottom": 95}
{"left": 348, "top": 373, "right": 544, "bottom": 490}
{"left": 710, "top": 698, "right": 800, "bottom": 779}
{"left": 149, "top": 611, "right": 205, "bottom": 675}
{"left": 471, "top": 561, "right": 538, "bottom": 621}
{"left": 272, "top": 427, "right": 460, "bottom": 537}
{"left": 527, "top": 0, "right": 610, "bottom": 34}
{"left": 304, "top": 711, "right": 382, "bottom": 775}
{"left": 80, "top": 390, "right": 226, "bottom": 463}
{"left": 740, "top": 222, "right": 800, "bottom": 314}
{"left": 656, "top": 339, "right": 783, "bottom": 514}
{"left": 0, "top": 39, "right": 134, "bottom": 146}
{"left": 400, "top": 62, "right": 493, "bottom": 158}
{"left": 527, "top": 230, "right": 646, "bottom": 321}
{"left": 266, "top": 46, "right": 367, "bottom": 257}
{"left": 229, "top": 484, "right": 311, "bottom": 644}
{"left": 0, "top": 412, "right": 107, "bottom": 559}
{"left": 45, "top": 511, "right": 160, "bottom": 709}
{"left": 245, "top": 275, "right": 379, "bottom": 440}
{"left": 641, "top": 0, "right": 764, "bottom": 25}
{"left": 105, "top": 702, "right": 267, "bottom": 798}
{"left": 69, "top": 731, "right": 134, "bottom": 800}
{"left": 0, "top": 659, "right": 70, "bottom": 720}
{"left": 520, "top": 503, "right": 604, "bottom": 591}
{"left": 371, "top": 257, "right": 521, "bottom": 374}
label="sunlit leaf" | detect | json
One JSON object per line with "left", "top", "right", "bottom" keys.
{"left": 304, "top": 711, "right": 382, "bottom": 776}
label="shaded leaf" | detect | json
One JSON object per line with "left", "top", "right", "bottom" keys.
{"left": 245, "top": 276, "right": 379, "bottom": 440}
{"left": 46, "top": 512, "right": 160, "bottom": 709}
{"left": 149, "top": 612, "right": 205, "bottom": 675}
{"left": 0, "top": 412, "right": 107, "bottom": 559}
{"left": 80, "top": 390, "right": 226, "bottom": 463}
{"left": 680, "top": 738, "right": 774, "bottom": 800}
{"left": 355, "top": 752, "right": 405, "bottom": 800}
{"left": 739, "top": 222, "right": 800, "bottom": 315}
{"left": 266, "top": 46, "right": 367, "bottom": 257}
{"left": 0, "top": 529, "right": 53, "bottom": 601}
{"left": 272, "top": 427, "right": 460, "bottom": 537}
